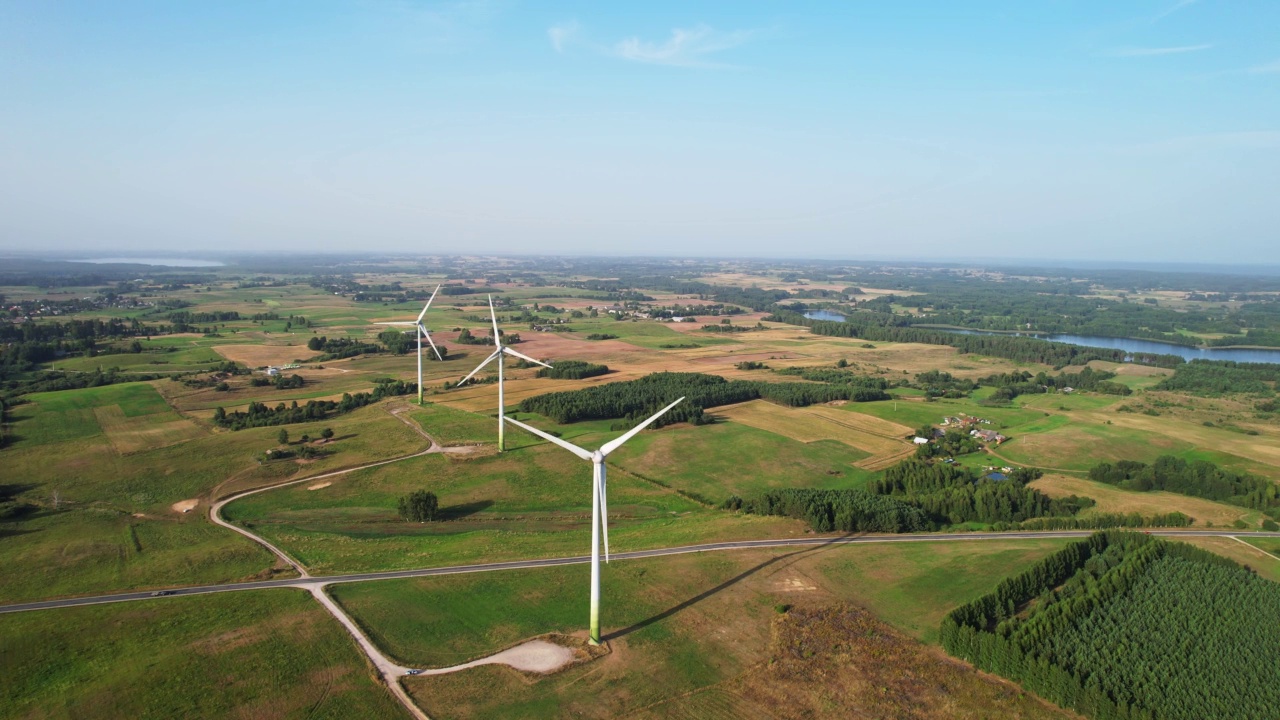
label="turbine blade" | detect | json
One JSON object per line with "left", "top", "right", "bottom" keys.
{"left": 417, "top": 284, "right": 441, "bottom": 323}
{"left": 374, "top": 321, "right": 417, "bottom": 326}
{"left": 599, "top": 464, "right": 610, "bottom": 563}
{"left": 502, "top": 347, "right": 552, "bottom": 368}
{"left": 600, "top": 397, "right": 685, "bottom": 457}
{"left": 503, "top": 416, "right": 593, "bottom": 461}
{"left": 456, "top": 349, "right": 500, "bottom": 386}
{"left": 488, "top": 295, "right": 502, "bottom": 348}
{"left": 420, "top": 324, "right": 443, "bottom": 361}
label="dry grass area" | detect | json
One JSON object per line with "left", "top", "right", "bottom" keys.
{"left": 93, "top": 404, "right": 206, "bottom": 454}
{"left": 640, "top": 604, "right": 1076, "bottom": 720}
{"left": 1029, "top": 474, "right": 1252, "bottom": 527}
{"left": 211, "top": 343, "right": 312, "bottom": 367}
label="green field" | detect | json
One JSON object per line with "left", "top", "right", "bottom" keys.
{"left": 0, "top": 589, "right": 405, "bottom": 718}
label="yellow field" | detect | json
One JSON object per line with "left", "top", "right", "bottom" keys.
{"left": 93, "top": 404, "right": 206, "bottom": 455}
{"left": 212, "top": 343, "right": 313, "bottom": 367}
{"left": 1029, "top": 474, "right": 1253, "bottom": 528}
{"left": 715, "top": 400, "right": 913, "bottom": 469}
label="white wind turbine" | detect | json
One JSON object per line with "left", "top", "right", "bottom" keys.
{"left": 373, "top": 284, "right": 442, "bottom": 404}
{"left": 457, "top": 295, "right": 552, "bottom": 452}
{"left": 504, "top": 397, "right": 685, "bottom": 645}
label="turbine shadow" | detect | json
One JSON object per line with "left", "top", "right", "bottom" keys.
{"left": 603, "top": 534, "right": 856, "bottom": 642}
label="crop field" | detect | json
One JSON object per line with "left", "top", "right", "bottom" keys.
{"left": 0, "top": 589, "right": 403, "bottom": 718}
{"left": 330, "top": 538, "right": 1069, "bottom": 719}
{"left": 714, "top": 400, "right": 910, "bottom": 453}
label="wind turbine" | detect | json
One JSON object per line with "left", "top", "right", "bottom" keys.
{"left": 457, "top": 295, "right": 551, "bottom": 452}
{"left": 504, "top": 397, "right": 685, "bottom": 645}
{"left": 374, "top": 284, "right": 442, "bottom": 404}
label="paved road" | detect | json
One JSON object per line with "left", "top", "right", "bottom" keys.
{"left": 5, "top": 529, "right": 1276, "bottom": 615}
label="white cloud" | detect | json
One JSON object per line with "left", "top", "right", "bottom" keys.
{"left": 613, "top": 25, "right": 753, "bottom": 68}
{"left": 1107, "top": 44, "right": 1212, "bottom": 57}
{"left": 548, "top": 20, "right": 579, "bottom": 53}
{"left": 1248, "top": 59, "right": 1280, "bottom": 74}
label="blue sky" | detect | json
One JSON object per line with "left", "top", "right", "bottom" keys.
{"left": 1, "top": 1, "right": 1277, "bottom": 262}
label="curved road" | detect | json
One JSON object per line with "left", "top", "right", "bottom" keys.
{"left": 5, "top": 529, "right": 1277, "bottom": 615}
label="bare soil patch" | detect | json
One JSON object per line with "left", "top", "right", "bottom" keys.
{"left": 171, "top": 499, "right": 199, "bottom": 513}
{"left": 717, "top": 604, "right": 1074, "bottom": 720}
{"left": 308, "top": 482, "right": 332, "bottom": 491}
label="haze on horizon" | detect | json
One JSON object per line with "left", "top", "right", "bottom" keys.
{"left": 1, "top": 1, "right": 1277, "bottom": 263}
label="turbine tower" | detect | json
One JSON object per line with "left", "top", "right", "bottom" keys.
{"left": 457, "top": 295, "right": 551, "bottom": 451}
{"left": 504, "top": 397, "right": 684, "bottom": 644}
{"left": 373, "top": 284, "right": 442, "bottom": 404}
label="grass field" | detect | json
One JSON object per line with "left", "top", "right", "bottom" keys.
{"left": 607, "top": 421, "right": 878, "bottom": 504}
{"left": 0, "top": 393, "right": 434, "bottom": 601}
{"left": 0, "top": 589, "right": 405, "bottom": 718}
{"left": 331, "top": 538, "right": 1070, "bottom": 719}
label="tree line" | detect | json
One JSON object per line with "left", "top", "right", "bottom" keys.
{"left": 515, "top": 371, "right": 891, "bottom": 427}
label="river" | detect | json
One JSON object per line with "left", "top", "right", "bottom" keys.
{"left": 801, "top": 311, "right": 1280, "bottom": 364}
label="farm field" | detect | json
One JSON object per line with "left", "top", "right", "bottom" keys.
{"left": 0, "top": 589, "right": 405, "bottom": 718}
{"left": 332, "top": 538, "right": 1071, "bottom": 719}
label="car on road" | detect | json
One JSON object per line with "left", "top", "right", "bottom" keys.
{"left": 404, "top": 669, "right": 422, "bottom": 676}
{"left": 149, "top": 590, "right": 174, "bottom": 597}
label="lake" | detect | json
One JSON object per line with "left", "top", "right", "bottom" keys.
{"left": 802, "top": 311, "right": 1280, "bottom": 364}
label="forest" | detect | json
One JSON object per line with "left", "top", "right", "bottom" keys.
{"left": 1087, "top": 455, "right": 1280, "bottom": 517}
{"left": 941, "top": 531, "right": 1280, "bottom": 720}
{"left": 871, "top": 460, "right": 1092, "bottom": 525}
{"left": 1152, "top": 359, "right": 1280, "bottom": 396}
{"left": 516, "top": 371, "right": 890, "bottom": 426}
